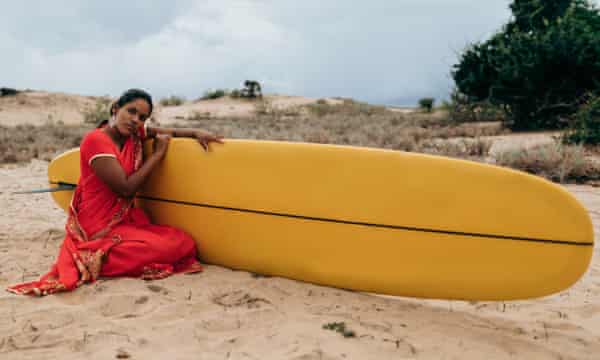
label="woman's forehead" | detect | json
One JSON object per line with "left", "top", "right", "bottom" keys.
{"left": 125, "top": 99, "right": 151, "bottom": 114}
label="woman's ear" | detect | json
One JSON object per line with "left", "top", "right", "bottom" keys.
{"left": 110, "top": 102, "right": 118, "bottom": 116}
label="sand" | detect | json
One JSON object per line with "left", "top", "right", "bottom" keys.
{"left": 1, "top": 93, "right": 599, "bottom": 359}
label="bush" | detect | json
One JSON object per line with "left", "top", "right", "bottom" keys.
{"left": 82, "top": 98, "right": 111, "bottom": 124}
{"left": 0, "top": 87, "right": 19, "bottom": 96}
{"left": 418, "top": 97, "right": 435, "bottom": 112}
{"left": 230, "top": 89, "right": 241, "bottom": 99}
{"left": 201, "top": 89, "right": 227, "bottom": 100}
{"left": 563, "top": 95, "right": 600, "bottom": 145}
{"left": 159, "top": 96, "right": 185, "bottom": 106}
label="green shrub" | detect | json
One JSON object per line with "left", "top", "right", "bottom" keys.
{"left": 201, "top": 89, "right": 227, "bottom": 100}
{"left": 418, "top": 97, "right": 435, "bottom": 112}
{"left": 563, "top": 96, "right": 600, "bottom": 145}
{"left": 230, "top": 89, "right": 241, "bottom": 98}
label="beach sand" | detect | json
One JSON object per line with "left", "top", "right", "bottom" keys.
{"left": 1, "top": 92, "right": 599, "bottom": 359}
{"left": 1, "top": 162, "right": 599, "bottom": 359}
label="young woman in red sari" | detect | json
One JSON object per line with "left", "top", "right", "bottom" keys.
{"left": 8, "top": 89, "right": 223, "bottom": 296}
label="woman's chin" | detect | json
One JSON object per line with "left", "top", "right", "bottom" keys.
{"left": 118, "top": 128, "right": 133, "bottom": 137}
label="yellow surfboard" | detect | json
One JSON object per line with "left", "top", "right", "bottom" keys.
{"left": 47, "top": 139, "right": 594, "bottom": 300}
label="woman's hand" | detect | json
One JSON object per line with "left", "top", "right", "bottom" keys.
{"left": 153, "top": 134, "right": 171, "bottom": 159}
{"left": 192, "top": 130, "right": 224, "bottom": 151}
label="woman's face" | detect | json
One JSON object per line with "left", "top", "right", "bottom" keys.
{"left": 111, "top": 98, "right": 151, "bottom": 137}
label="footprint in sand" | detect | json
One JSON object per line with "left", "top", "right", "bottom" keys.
{"left": 96, "top": 294, "right": 156, "bottom": 318}
{"left": 211, "top": 290, "right": 271, "bottom": 309}
{"left": 197, "top": 315, "right": 244, "bottom": 332}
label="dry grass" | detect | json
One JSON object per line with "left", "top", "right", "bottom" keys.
{"left": 494, "top": 142, "right": 600, "bottom": 183}
{"left": 167, "top": 102, "right": 505, "bottom": 156}
{"left": 4, "top": 100, "right": 599, "bottom": 185}
{"left": 0, "top": 122, "right": 92, "bottom": 163}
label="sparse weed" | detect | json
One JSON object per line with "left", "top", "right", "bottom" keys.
{"left": 0, "top": 123, "right": 92, "bottom": 163}
{"left": 159, "top": 96, "right": 185, "bottom": 107}
{"left": 81, "top": 98, "right": 111, "bottom": 124}
{"left": 323, "top": 322, "right": 356, "bottom": 338}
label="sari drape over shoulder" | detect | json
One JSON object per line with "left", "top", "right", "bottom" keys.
{"left": 7, "top": 126, "right": 202, "bottom": 296}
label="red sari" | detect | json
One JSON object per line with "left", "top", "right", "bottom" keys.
{"left": 7, "top": 126, "right": 203, "bottom": 296}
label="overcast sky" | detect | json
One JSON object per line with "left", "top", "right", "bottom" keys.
{"left": 1, "top": 1, "right": 578, "bottom": 105}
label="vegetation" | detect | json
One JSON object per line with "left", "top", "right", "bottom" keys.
{"left": 322, "top": 322, "right": 356, "bottom": 338}
{"left": 0, "top": 87, "right": 19, "bottom": 96}
{"left": 418, "top": 97, "right": 435, "bottom": 112}
{"left": 239, "top": 80, "right": 262, "bottom": 98}
{"left": 305, "top": 99, "right": 387, "bottom": 117}
{"left": 495, "top": 141, "right": 600, "bottom": 183}
{"left": 201, "top": 89, "right": 227, "bottom": 100}
{"left": 3, "top": 92, "right": 599, "bottom": 185}
{"left": 452, "top": 0, "right": 600, "bottom": 131}
{"left": 159, "top": 95, "right": 185, "bottom": 106}
{"left": 563, "top": 95, "right": 600, "bottom": 145}
{"left": 82, "top": 98, "right": 111, "bottom": 124}
{"left": 0, "top": 123, "right": 91, "bottom": 163}
{"left": 441, "top": 89, "right": 505, "bottom": 124}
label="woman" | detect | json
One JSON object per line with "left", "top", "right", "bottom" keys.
{"left": 8, "top": 89, "right": 223, "bottom": 296}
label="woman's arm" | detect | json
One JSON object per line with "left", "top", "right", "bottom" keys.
{"left": 91, "top": 134, "right": 171, "bottom": 198}
{"left": 147, "top": 126, "right": 224, "bottom": 151}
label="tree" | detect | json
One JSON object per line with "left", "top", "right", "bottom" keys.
{"left": 452, "top": 0, "right": 600, "bottom": 130}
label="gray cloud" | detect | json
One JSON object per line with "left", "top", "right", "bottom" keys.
{"left": 3, "top": 1, "right": 583, "bottom": 105}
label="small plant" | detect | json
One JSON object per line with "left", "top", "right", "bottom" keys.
{"left": 82, "top": 98, "right": 111, "bottom": 124}
{"left": 201, "top": 89, "right": 227, "bottom": 100}
{"left": 230, "top": 89, "right": 241, "bottom": 99}
{"left": 418, "top": 97, "right": 435, "bottom": 113}
{"left": 0, "top": 87, "right": 19, "bottom": 96}
{"left": 159, "top": 96, "right": 185, "bottom": 107}
{"left": 322, "top": 322, "right": 356, "bottom": 338}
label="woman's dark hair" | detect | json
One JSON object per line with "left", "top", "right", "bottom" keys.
{"left": 97, "top": 88, "right": 153, "bottom": 128}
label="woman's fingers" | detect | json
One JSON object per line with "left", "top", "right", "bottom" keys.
{"left": 196, "top": 134, "right": 224, "bottom": 151}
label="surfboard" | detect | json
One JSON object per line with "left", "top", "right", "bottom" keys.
{"left": 47, "top": 139, "right": 594, "bottom": 300}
